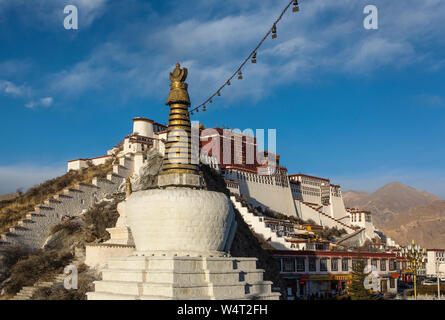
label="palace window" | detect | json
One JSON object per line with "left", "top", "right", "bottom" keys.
{"left": 282, "top": 258, "right": 295, "bottom": 272}
{"left": 320, "top": 258, "right": 328, "bottom": 272}
{"left": 331, "top": 258, "right": 338, "bottom": 271}
{"left": 296, "top": 258, "right": 305, "bottom": 272}
{"left": 380, "top": 259, "right": 387, "bottom": 271}
{"left": 342, "top": 258, "right": 349, "bottom": 271}
{"left": 389, "top": 259, "right": 396, "bottom": 271}
{"left": 309, "top": 258, "right": 317, "bottom": 272}
{"left": 371, "top": 259, "right": 378, "bottom": 269}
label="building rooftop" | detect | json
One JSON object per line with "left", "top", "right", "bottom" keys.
{"left": 288, "top": 173, "right": 330, "bottom": 182}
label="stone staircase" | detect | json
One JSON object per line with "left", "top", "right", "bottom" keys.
{"left": 12, "top": 274, "right": 67, "bottom": 300}
{"left": 295, "top": 199, "right": 354, "bottom": 233}
{"left": 230, "top": 196, "right": 291, "bottom": 250}
{"left": 336, "top": 227, "right": 366, "bottom": 246}
{"left": 0, "top": 155, "right": 134, "bottom": 249}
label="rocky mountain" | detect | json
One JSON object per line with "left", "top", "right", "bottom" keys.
{"left": 344, "top": 182, "right": 445, "bottom": 248}
{"left": 381, "top": 200, "right": 445, "bottom": 248}
{"left": 343, "top": 182, "right": 442, "bottom": 226}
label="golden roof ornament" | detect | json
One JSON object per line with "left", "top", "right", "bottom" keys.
{"left": 157, "top": 62, "right": 201, "bottom": 188}
{"left": 166, "top": 63, "right": 190, "bottom": 106}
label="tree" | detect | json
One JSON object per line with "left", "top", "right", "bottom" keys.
{"left": 349, "top": 254, "right": 376, "bottom": 300}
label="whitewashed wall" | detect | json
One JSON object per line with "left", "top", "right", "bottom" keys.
{"left": 225, "top": 170, "right": 298, "bottom": 217}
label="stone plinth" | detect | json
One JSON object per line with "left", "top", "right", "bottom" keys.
{"left": 85, "top": 244, "right": 135, "bottom": 269}
{"left": 157, "top": 172, "right": 202, "bottom": 188}
{"left": 85, "top": 201, "right": 135, "bottom": 269}
{"left": 125, "top": 189, "right": 236, "bottom": 256}
{"left": 87, "top": 255, "right": 280, "bottom": 300}
{"left": 104, "top": 201, "right": 134, "bottom": 246}
{"left": 86, "top": 187, "right": 279, "bottom": 300}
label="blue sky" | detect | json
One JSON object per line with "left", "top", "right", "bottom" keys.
{"left": 0, "top": 0, "right": 444, "bottom": 197}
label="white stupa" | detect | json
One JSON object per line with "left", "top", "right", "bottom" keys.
{"left": 86, "top": 63, "right": 280, "bottom": 300}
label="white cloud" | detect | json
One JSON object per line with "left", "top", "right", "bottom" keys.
{"left": 50, "top": 1, "right": 444, "bottom": 100}
{"left": 40, "top": 97, "right": 53, "bottom": 107}
{"left": 16, "top": 0, "right": 444, "bottom": 110}
{"left": 71, "top": 0, "right": 108, "bottom": 27}
{"left": 0, "top": 59, "right": 32, "bottom": 77}
{"left": 25, "top": 96, "right": 54, "bottom": 109}
{"left": 0, "top": 164, "right": 65, "bottom": 194}
{"left": 0, "top": 80, "right": 29, "bottom": 96}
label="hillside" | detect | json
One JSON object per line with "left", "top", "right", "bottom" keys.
{"left": 344, "top": 182, "right": 445, "bottom": 248}
{"left": 0, "top": 193, "right": 19, "bottom": 202}
{"left": 0, "top": 161, "right": 113, "bottom": 233}
{"left": 343, "top": 182, "right": 441, "bottom": 226}
{"left": 382, "top": 200, "right": 445, "bottom": 249}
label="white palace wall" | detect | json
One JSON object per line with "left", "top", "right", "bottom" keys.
{"left": 329, "top": 194, "right": 349, "bottom": 220}
{"left": 224, "top": 170, "right": 298, "bottom": 217}
{"left": 294, "top": 200, "right": 354, "bottom": 233}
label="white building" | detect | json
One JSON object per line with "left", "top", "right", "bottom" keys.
{"left": 426, "top": 249, "right": 445, "bottom": 278}
{"left": 67, "top": 117, "right": 167, "bottom": 175}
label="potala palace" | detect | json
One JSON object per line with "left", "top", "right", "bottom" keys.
{"left": 67, "top": 115, "right": 392, "bottom": 249}
{"left": 1, "top": 64, "right": 412, "bottom": 300}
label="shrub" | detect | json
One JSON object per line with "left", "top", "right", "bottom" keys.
{"left": 32, "top": 266, "right": 98, "bottom": 300}
{"left": 50, "top": 220, "right": 83, "bottom": 236}
{"left": 4, "top": 249, "right": 73, "bottom": 295}
{"left": 199, "top": 165, "right": 230, "bottom": 196}
{"left": 0, "top": 245, "right": 31, "bottom": 284}
{"left": 83, "top": 199, "right": 121, "bottom": 243}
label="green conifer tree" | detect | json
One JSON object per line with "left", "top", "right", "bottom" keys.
{"left": 349, "top": 254, "right": 376, "bottom": 300}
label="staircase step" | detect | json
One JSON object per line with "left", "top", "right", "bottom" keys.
{"left": 65, "top": 188, "right": 83, "bottom": 194}
{"left": 54, "top": 194, "right": 73, "bottom": 200}
{"left": 34, "top": 205, "right": 54, "bottom": 212}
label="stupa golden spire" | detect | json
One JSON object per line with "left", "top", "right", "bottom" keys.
{"left": 158, "top": 63, "right": 201, "bottom": 188}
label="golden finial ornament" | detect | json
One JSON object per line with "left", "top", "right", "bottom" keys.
{"left": 165, "top": 63, "right": 190, "bottom": 106}
{"left": 159, "top": 62, "right": 200, "bottom": 180}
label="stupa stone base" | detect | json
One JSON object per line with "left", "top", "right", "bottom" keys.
{"left": 105, "top": 227, "right": 134, "bottom": 245}
{"left": 85, "top": 201, "right": 136, "bottom": 268}
{"left": 157, "top": 172, "right": 202, "bottom": 188}
{"left": 85, "top": 244, "right": 135, "bottom": 269}
{"left": 87, "top": 255, "right": 280, "bottom": 300}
